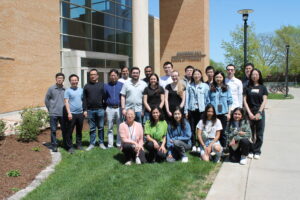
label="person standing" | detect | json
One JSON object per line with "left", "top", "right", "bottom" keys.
{"left": 104, "top": 69, "right": 123, "bottom": 148}
{"left": 225, "top": 64, "right": 243, "bottom": 110}
{"left": 142, "top": 66, "right": 153, "bottom": 84}
{"left": 182, "top": 65, "right": 194, "bottom": 87}
{"left": 64, "top": 74, "right": 84, "bottom": 154}
{"left": 160, "top": 61, "right": 173, "bottom": 89}
{"left": 205, "top": 66, "right": 215, "bottom": 85}
{"left": 83, "top": 69, "right": 106, "bottom": 151}
{"left": 118, "top": 65, "right": 131, "bottom": 83}
{"left": 121, "top": 67, "right": 147, "bottom": 123}
{"left": 45, "top": 73, "right": 66, "bottom": 152}
{"left": 242, "top": 63, "right": 254, "bottom": 88}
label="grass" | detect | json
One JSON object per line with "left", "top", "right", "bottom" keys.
{"left": 268, "top": 93, "right": 294, "bottom": 99}
{"left": 23, "top": 129, "right": 218, "bottom": 200}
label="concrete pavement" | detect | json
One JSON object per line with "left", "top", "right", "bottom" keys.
{"left": 206, "top": 88, "right": 300, "bottom": 200}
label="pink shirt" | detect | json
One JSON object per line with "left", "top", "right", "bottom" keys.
{"left": 119, "top": 121, "right": 144, "bottom": 147}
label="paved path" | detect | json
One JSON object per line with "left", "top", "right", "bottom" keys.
{"left": 206, "top": 88, "right": 300, "bottom": 200}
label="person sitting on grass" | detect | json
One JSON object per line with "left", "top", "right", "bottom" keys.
{"left": 197, "top": 104, "right": 223, "bottom": 163}
{"left": 226, "top": 107, "right": 252, "bottom": 165}
{"left": 144, "top": 106, "right": 168, "bottom": 162}
{"left": 166, "top": 107, "right": 192, "bottom": 163}
{"left": 119, "top": 109, "right": 147, "bottom": 165}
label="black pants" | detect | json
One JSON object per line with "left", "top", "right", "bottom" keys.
{"left": 250, "top": 111, "right": 265, "bottom": 155}
{"left": 217, "top": 114, "right": 228, "bottom": 148}
{"left": 144, "top": 141, "right": 167, "bottom": 162}
{"left": 229, "top": 138, "right": 251, "bottom": 162}
{"left": 188, "top": 110, "right": 203, "bottom": 146}
{"left": 65, "top": 113, "right": 84, "bottom": 150}
{"left": 170, "top": 140, "right": 191, "bottom": 159}
{"left": 49, "top": 115, "right": 66, "bottom": 148}
{"left": 122, "top": 143, "right": 147, "bottom": 163}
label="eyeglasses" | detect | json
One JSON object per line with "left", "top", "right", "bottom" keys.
{"left": 227, "top": 69, "right": 234, "bottom": 71}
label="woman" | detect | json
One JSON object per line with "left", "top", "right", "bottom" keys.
{"left": 243, "top": 68, "right": 268, "bottom": 160}
{"left": 226, "top": 107, "right": 252, "bottom": 165}
{"left": 144, "top": 106, "right": 168, "bottom": 162}
{"left": 165, "top": 71, "right": 186, "bottom": 119}
{"left": 197, "top": 104, "right": 223, "bottom": 163}
{"left": 184, "top": 69, "right": 209, "bottom": 153}
{"left": 143, "top": 74, "right": 165, "bottom": 122}
{"left": 119, "top": 109, "right": 147, "bottom": 165}
{"left": 207, "top": 71, "right": 233, "bottom": 149}
{"left": 166, "top": 107, "right": 192, "bottom": 163}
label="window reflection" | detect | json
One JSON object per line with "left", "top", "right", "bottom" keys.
{"left": 115, "top": 3, "right": 131, "bottom": 19}
{"left": 116, "top": 44, "right": 132, "bottom": 56}
{"left": 92, "top": 11, "right": 115, "bottom": 28}
{"left": 92, "top": 0, "right": 115, "bottom": 15}
{"left": 62, "top": 35, "right": 91, "bottom": 51}
{"left": 62, "top": 2, "right": 91, "bottom": 22}
{"left": 116, "top": 31, "right": 131, "bottom": 44}
{"left": 93, "top": 25, "right": 115, "bottom": 42}
{"left": 116, "top": 17, "right": 132, "bottom": 32}
{"left": 62, "top": 18, "right": 91, "bottom": 38}
{"left": 114, "top": 0, "right": 132, "bottom": 7}
{"left": 93, "top": 40, "right": 116, "bottom": 53}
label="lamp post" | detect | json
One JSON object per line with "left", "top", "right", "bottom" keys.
{"left": 285, "top": 44, "right": 290, "bottom": 97}
{"left": 238, "top": 9, "right": 254, "bottom": 68}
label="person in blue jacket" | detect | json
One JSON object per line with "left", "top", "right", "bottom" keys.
{"left": 207, "top": 71, "right": 233, "bottom": 149}
{"left": 166, "top": 107, "right": 192, "bottom": 163}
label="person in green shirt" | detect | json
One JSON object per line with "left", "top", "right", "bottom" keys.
{"left": 144, "top": 106, "right": 168, "bottom": 162}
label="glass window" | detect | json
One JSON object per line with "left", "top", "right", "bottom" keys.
{"left": 115, "top": 3, "right": 131, "bottom": 19}
{"left": 116, "top": 44, "right": 132, "bottom": 56}
{"left": 92, "top": 11, "right": 115, "bottom": 28}
{"left": 92, "top": 0, "right": 115, "bottom": 15}
{"left": 64, "top": 0, "right": 90, "bottom": 7}
{"left": 62, "top": 35, "right": 91, "bottom": 51}
{"left": 116, "top": 31, "right": 131, "bottom": 44}
{"left": 81, "top": 58, "right": 105, "bottom": 67}
{"left": 106, "top": 60, "right": 126, "bottom": 69}
{"left": 114, "top": 0, "right": 132, "bottom": 7}
{"left": 62, "top": 19, "right": 91, "bottom": 38}
{"left": 116, "top": 17, "right": 131, "bottom": 32}
{"left": 92, "top": 40, "right": 116, "bottom": 53}
{"left": 92, "top": 25, "right": 115, "bottom": 42}
{"left": 62, "top": 1, "right": 91, "bottom": 23}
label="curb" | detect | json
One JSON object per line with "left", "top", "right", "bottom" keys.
{"left": 7, "top": 150, "right": 62, "bottom": 200}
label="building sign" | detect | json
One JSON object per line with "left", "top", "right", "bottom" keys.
{"left": 171, "top": 51, "right": 206, "bottom": 62}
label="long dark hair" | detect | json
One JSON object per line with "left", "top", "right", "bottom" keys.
{"left": 228, "top": 107, "right": 247, "bottom": 128}
{"left": 210, "top": 71, "right": 228, "bottom": 92}
{"left": 170, "top": 107, "right": 186, "bottom": 130}
{"left": 190, "top": 69, "right": 204, "bottom": 83}
{"left": 248, "top": 68, "right": 264, "bottom": 87}
{"left": 147, "top": 73, "right": 160, "bottom": 94}
{"left": 150, "top": 106, "right": 164, "bottom": 127}
{"left": 202, "top": 104, "right": 217, "bottom": 128}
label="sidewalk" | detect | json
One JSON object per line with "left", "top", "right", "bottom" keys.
{"left": 206, "top": 88, "right": 300, "bottom": 200}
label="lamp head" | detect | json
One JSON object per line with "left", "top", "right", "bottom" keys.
{"left": 238, "top": 9, "right": 254, "bottom": 21}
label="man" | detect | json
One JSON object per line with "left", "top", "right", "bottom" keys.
{"left": 183, "top": 65, "right": 194, "bottom": 87}
{"left": 104, "top": 69, "right": 123, "bottom": 148}
{"left": 121, "top": 67, "right": 147, "bottom": 123}
{"left": 225, "top": 64, "right": 243, "bottom": 110}
{"left": 143, "top": 66, "right": 153, "bottom": 84}
{"left": 242, "top": 63, "right": 254, "bottom": 88}
{"left": 205, "top": 66, "right": 215, "bottom": 85}
{"left": 83, "top": 69, "right": 106, "bottom": 151}
{"left": 64, "top": 74, "right": 84, "bottom": 154}
{"left": 118, "top": 65, "right": 131, "bottom": 83}
{"left": 160, "top": 61, "right": 173, "bottom": 88}
{"left": 45, "top": 73, "right": 66, "bottom": 152}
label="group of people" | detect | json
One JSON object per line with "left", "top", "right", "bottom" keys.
{"left": 45, "top": 61, "right": 268, "bottom": 165}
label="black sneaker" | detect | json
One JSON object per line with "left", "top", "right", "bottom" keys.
{"left": 68, "top": 148, "right": 75, "bottom": 154}
{"left": 52, "top": 146, "right": 58, "bottom": 152}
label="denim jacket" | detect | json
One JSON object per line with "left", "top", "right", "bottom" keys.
{"left": 184, "top": 82, "right": 209, "bottom": 114}
{"left": 207, "top": 87, "right": 233, "bottom": 115}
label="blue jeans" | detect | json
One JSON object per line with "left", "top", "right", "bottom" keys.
{"left": 143, "top": 111, "right": 150, "bottom": 124}
{"left": 50, "top": 116, "right": 65, "bottom": 147}
{"left": 87, "top": 109, "right": 105, "bottom": 145}
{"left": 135, "top": 112, "right": 142, "bottom": 123}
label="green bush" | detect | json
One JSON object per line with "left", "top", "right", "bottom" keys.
{"left": 0, "top": 119, "right": 6, "bottom": 140}
{"left": 7, "top": 170, "right": 21, "bottom": 177}
{"left": 17, "top": 108, "right": 49, "bottom": 142}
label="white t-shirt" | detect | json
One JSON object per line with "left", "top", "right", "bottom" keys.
{"left": 225, "top": 77, "right": 243, "bottom": 110}
{"left": 160, "top": 75, "right": 172, "bottom": 89}
{"left": 197, "top": 119, "right": 222, "bottom": 139}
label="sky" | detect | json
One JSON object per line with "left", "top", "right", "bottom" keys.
{"left": 148, "top": 0, "right": 300, "bottom": 64}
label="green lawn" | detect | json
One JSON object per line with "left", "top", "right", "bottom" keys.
{"left": 24, "top": 130, "right": 218, "bottom": 200}
{"left": 268, "top": 93, "right": 294, "bottom": 99}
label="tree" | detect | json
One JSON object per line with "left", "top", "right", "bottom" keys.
{"left": 210, "top": 59, "right": 225, "bottom": 73}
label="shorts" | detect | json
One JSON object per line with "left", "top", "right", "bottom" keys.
{"left": 200, "top": 139, "right": 222, "bottom": 156}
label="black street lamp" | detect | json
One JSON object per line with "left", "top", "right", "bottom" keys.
{"left": 285, "top": 44, "right": 290, "bottom": 97}
{"left": 238, "top": 9, "right": 254, "bottom": 68}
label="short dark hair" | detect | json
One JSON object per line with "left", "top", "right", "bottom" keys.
{"left": 120, "top": 65, "right": 129, "bottom": 71}
{"left": 244, "top": 63, "right": 254, "bottom": 69}
{"left": 108, "top": 69, "right": 119, "bottom": 76}
{"left": 226, "top": 64, "right": 236, "bottom": 69}
{"left": 185, "top": 65, "right": 194, "bottom": 72}
{"left": 163, "top": 61, "right": 173, "bottom": 68}
{"left": 144, "top": 66, "right": 153, "bottom": 71}
{"left": 55, "top": 73, "right": 65, "bottom": 79}
{"left": 130, "top": 67, "right": 140, "bottom": 73}
{"left": 69, "top": 74, "right": 79, "bottom": 81}
{"left": 205, "top": 66, "right": 215, "bottom": 73}
{"left": 89, "top": 68, "right": 98, "bottom": 73}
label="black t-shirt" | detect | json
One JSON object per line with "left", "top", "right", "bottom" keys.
{"left": 165, "top": 84, "right": 183, "bottom": 113}
{"left": 143, "top": 86, "right": 164, "bottom": 109}
{"left": 243, "top": 85, "right": 268, "bottom": 113}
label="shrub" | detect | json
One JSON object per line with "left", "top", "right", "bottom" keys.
{"left": 0, "top": 119, "right": 6, "bottom": 140}
{"left": 31, "top": 146, "right": 41, "bottom": 152}
{"left": 17, "top": 108, "right": 49, "bottom": 142}
{"left": 7, "top": 170, "right": 21, "bottom": 177}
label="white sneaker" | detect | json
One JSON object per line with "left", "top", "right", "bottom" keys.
{"left": 181, "top": 156, "right": 189, "bottom": 163}
{"left": 135, "top": 157, "right": 141, "bottom": 165}
{"left": 99, "top": 143, "right": 107, "bottom": 150}
{"left": 210, "top": 151, "right": 216, "bottom": 156}
{"left": 125, "top": 161, "right": 132, "bottom": 166}
{"left": 248, "top": 153, "right": 254, "bottom": 159}
{"left": 191, "top": 146, "right": 197, "bottom": 152}
{"left": 107, "top": 144, "right": 113, "bottom": 148}
{"left": 240, "top": 156, "right": 247, "bottom": 165}
{"left": 86, "top": 145, "right": 95, "bottom": 151}
{"left": 197, "top": 147, "right": 201, "bottom": 153}
{"left": 254, "top": 154, "right": 260, "bottom": 160}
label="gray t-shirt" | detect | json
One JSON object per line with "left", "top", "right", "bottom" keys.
{"left": 44, "top": 84, "right": 65, "bottom": 116}
{"left": 120, "top": 80, "right": 147, "bottom": 112}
